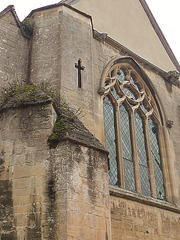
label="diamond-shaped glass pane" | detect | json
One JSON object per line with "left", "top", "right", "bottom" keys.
{"left": 135, "top": 111, "right": 151, "bottom": 196}
{"left": 148, "top": 118, "right": 166, "bottom": 200}
{"left": 124, "top": 159, "right": 136, "bottom": 191}
{"left": 119, "top": 104, "right": 136, "bottom": 191}
{"left": 103, "top": 96, "right": 118, "bottom": 185}
{"left": 139, "top": 165, "right": 151, "bottom": 196}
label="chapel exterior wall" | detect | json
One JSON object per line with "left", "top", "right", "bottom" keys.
{"left": 30, "top": 7, "right": 62, "bottom": 92}
{"left": 29, "top": 5, "right": 180, "bottom": 207}
{"left": 0, "top": 10, "right": 29, "bottom": 89}
{"left": 0, "top": 102, "right": 111, "bottom": 239}
{"left": 110, "top": 195, "right": 180, "bottom": 240}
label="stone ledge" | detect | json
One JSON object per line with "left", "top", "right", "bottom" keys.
{"left": 110, "top": 185, "right": 180, "bottom": 214}
{"left": 62, "top": 136, "right": 108, "bottom": 154}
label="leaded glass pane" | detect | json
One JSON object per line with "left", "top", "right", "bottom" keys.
{"left": 119, "top": 104, "right": 136, "bottom": 191}
{"left": 124, "top": 160, "right": 136, "bottom": 191}
{"left": 148, "top": 118, "right": 166, "bottom": 200}
{"left": 111, "top": 86, "right": 120, "bottom": 100}
{"left": 103, "top": 96, "right": 119, "bottom": 185}
{"left": 135, "top": 111, "right": 151, "bottom": 196}
{"left": 139, "top": 165, "right": 151, "bottom": 196}
{"left": 117, "top": 69, "right": 125, "bottom": 82}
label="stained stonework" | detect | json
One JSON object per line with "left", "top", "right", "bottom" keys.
{"left": 0, "top": 6, "right": 29, "bottom": 89}
{"left": 111, "top": 195, "right": 180, "bottom": 240}
{"left": 0, "top": 95, "right": 110, "bottom": 239}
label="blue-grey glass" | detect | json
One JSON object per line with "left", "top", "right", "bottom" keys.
{"left": 123, "top": 87, "right": 137, "bottom": 99}
{"left": 123, "top": 160, "right": 136, "bottom": 191}
{"left": 148, "top": 118, "right": 166, "bottom": 200}
{"left": 103, "top": 96, "right": 119, "bottom": 185}
{"left": 135, "top": 111, "right": 151, "bottom": 196}
{"left": 119, "top": 104, "right": 136, "bottom": 191}
{"left": 117, "top": 69, "right": 125, "bottom": 82}
{"left": 131, "top": 75, "right": 140, "bottom": 90}
{"left": 104, "top": 81, "right": 109, "bottom": 87}
{"left": 111, "top": 86, "right": 120, "bottom": 100}
{"left": 139, "top": 165, "right": 151, "bottom": 196}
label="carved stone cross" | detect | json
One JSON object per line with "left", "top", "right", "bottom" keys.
{"left": 75, "top": 59, "right": 85, "bottom": 88}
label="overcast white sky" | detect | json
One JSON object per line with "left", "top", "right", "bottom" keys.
{"left": 0, "top": 0, "right": 180, "bottom": 65}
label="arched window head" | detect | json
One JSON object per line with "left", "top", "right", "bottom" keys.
{"left": 101, "top": 60, "right": 166, "bottom": 200}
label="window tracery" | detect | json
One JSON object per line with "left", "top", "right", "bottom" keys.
{"left": 102, "top": 62, "right": 166, "bottom": 200}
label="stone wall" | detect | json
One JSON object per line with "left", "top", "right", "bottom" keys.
{"left": 0, "top": 99, "right": 110, "bottom": 239}
{"left": 111, "top": 195, "right": 180, "bottom": 240}
{"left": 30, "top": 7, "right": 62, "bottom": 94}
{"left": 49, "top": 142, "right": 111, "bottom": 240}
{"left": 0, "top": 7, "right": 29, "bottom": 89}
{"left": 0, "top": 102, "right": 55, "bottom": 239}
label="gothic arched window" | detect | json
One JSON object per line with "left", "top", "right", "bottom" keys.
{"left": 102, "top": 61, "right": 167, "bottom": 200}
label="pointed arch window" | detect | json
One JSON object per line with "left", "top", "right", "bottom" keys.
{"left": 102, "top": 61, "right": 167, "bottom": 200}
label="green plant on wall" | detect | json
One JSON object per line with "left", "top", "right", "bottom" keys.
{"left": 21, "top": 17, "right": 35, "bottom": 36}
{"left": 0, "top": 80, "right": 84, "bottom": 148}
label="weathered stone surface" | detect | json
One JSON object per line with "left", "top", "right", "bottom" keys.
{"left": 0, "top": 6, "right": 29, "bottom": 89}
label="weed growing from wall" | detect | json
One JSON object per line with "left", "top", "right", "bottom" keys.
{"left": 21, "top": 17, "right": 35, "bottom": 37}
{"left": 0, "top": 80, "right": 83, "bottom": 148}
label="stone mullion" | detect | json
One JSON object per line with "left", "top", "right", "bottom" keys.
{"left": 115, "top": 105, "right": 125, "bottom": 188}
{"left": 130, "top": 112, "right": 141, "bottom": 193}
{"left": 144, "top": 118, "right": 156, "bottom": 198}
{"left": 157, "top": 126, "right": 171, "bottom": 202}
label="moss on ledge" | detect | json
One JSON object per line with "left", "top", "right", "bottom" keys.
{"left": 48, "top": 105, "right": 107, "bottom": 153}
{"left": 0, "top": 82, "right": 107, "bottom": 153}
{"left": 0, "top": 83, "right": 52, "bottom": 112}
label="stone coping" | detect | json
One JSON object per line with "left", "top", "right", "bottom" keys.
{"left": 110, "top": 185, "right": 180, "bottom": 214}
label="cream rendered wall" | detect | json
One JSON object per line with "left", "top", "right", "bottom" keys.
{"left": 68, "top": 0, "right": 176, "bottom": 71}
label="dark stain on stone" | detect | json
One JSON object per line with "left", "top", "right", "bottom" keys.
{"left": 0, "top": 157, "right": 5, "bottom": 165}
{"left": 0, "top": 158, "right": 5, "bottom": 174}
{"left": 106, "top": 230, "right": 108, "bottom": 240}
{"left": 74, "top": 145, "right": 83, "bottom": 163}
{"left": 165, "top": 81, "right": 173, "bottom": 94}
{"left": 0, "top": 180, "right": 13, "bottom": 207}
{"left": 87, "top": 149, "right": 97, "bottom": 205}
{"left": 45, "top": 153, "right": 57, "bottom": 239}
{"left": 0, "top": 166, "right": 5, "bottom": 174}
{"left": 1, "top": 231, "right": 17, "bottom": 240}
{"left": 48, "top": 179, "right": 56, "bottom": 203}
{"left": 27, "top": 203, "right": 42, "bottom": 240}
{"left": 0, "top": 180, "right": 17, "bottom": 239}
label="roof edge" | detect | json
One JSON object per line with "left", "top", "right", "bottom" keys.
{"left": 27, "top": 2, "right": 92, "bottom": 22}
{"left": 93, "top": 30, "right": 180, "bottom": 87}
{"left": 0, "top": 5, "right": 14, "bottom": 18}
{"left": 139, "top": 0, "right": 180, "bottom": 72}
{"left": 60, "top": 0, "right": 80, "bottom": 4}
{"left": 0, "top": 5, "right": 30, "bottom": 39}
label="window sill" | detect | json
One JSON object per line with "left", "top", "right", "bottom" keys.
{"left": 109, "top": 185, "right": 180, "bottom": 214}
